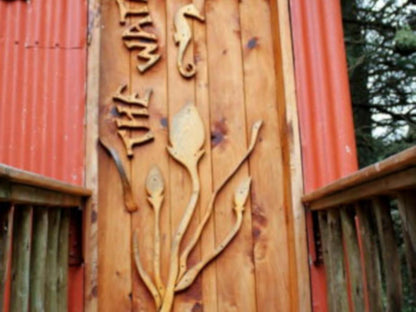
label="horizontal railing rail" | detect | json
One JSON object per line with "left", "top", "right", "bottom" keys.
{"left": 303, "top": 146, "right": 416, "bottom": 312}
{"left": 0, "top": 164, "right": 90, "bottom": 312}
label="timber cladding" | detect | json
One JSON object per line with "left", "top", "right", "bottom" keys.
{"left": 96, "top": 0, "right": 308, "bottom": 311}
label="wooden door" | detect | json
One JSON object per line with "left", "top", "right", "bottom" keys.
{"left": 96, "top": 0, "right": 309, "bottom": 311}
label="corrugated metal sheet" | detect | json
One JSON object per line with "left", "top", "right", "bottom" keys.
{"left": 0, "top": 0, "right": 87, "bottom": 185}
{"left": 290, "top": 0, "right": 358, "bottom": 311}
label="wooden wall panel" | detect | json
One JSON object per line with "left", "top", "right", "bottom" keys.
{"left": 96, "top": 0, "right": 308, "bottom": 311}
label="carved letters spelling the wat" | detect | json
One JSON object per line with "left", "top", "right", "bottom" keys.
{"left": 115, "top": 0, "right": 161, "bottom": 73}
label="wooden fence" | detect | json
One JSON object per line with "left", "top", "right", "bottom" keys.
{"left": 0, "top": 164, "right": 90, "bottom": 312}
{"left": 303, "top": 146, "right": 416, "bottom": 311}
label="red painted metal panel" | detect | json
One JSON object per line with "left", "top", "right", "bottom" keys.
{"left": 0, "top": 0, "right": 87, "bottom": 185}
{"left": 290, "top": 0, "right": 358, "bottom": 311}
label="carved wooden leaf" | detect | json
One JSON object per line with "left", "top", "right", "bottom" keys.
{"left": 234, "top": 177, "right": 252, "bottom": 208}
{"left": 168, "top": 103, "right": 205, "bottom": 163}
{"left": 146, "top": 165, "right": 164, "bottom": 196}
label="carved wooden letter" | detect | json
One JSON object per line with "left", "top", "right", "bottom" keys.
{"left": 115, "top": 0, "right": 149, "bottom": 25}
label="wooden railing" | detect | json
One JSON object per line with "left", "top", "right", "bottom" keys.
{"left": 303, "top": 146, "right": 416, "bottom": 312}
{"left": 0, "top": 164, "right": 91, "bottom": 312}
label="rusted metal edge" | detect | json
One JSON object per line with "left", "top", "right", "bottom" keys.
{"left": 0, "top": 164, "right": 91, "bottom": 198}
{"left": 303, "top": 146, "right": 416, "bottom": 204}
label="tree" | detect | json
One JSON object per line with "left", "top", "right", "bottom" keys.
{"left": 342, "top": 0, "right": 416, "bottom": 167}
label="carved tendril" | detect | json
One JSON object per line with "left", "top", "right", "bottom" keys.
{"left": 133, "top": 103, "right": 263, "bottom": 312}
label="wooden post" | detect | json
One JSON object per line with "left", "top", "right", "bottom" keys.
{"left": 30, "top": 208, "right": 49, "bottom": 312}
{"left": 340, "top": 207, "right": 365, "bottom": 310}
{"left": 45, "top": 209, "right": 61, "bottom": 312}
{"left": 356, "top": 203, "right": 383, "bottom": 311}
{"left": 58, "top": 209, "right": 70, "bottom": 311}
{"left": 0, "top": 204, "right": 13, "bottom": 311}
{"left": 373, "top": 197, "right": 402, "bottom": 311}
{"left": 10, "top": 206, "right": 33, "bottom": 312}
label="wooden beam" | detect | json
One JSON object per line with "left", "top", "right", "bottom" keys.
{"left": 0, "top": 164, "right": 91, "bottom": 197}
{"left": 10, "top": 206, "right": 33, "bottom": 312}
{"left": 0, "top": 204, "right": 13, "bottom": 311}
{"left": 307, "top": 167, "right": 416, "bottom": 211}
{"left": 396, "top": 190, "right": 416, "bottom": 252}
{"left": 0, "top": 181, "right": 84, "bottom": 207}
{"left": 303, "top": 146, "right": 416, "bottom": 203}
{"left": 58, "top": 210, "right": 70, "bottom": 311}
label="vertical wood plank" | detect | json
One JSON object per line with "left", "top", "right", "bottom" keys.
{"left": 58, "top": 209, "right": 70, "bottom": 312}
{"left": 0, "top": 204, "right": 13, "bottom": 312}
{"left": 30, "top": 207, "right": 48, "bottom": 312}
{"left": 98, "top": 0, "right": 133, "bottom": 310}
{"left": 10, "top": 206, "right": 33, "bottom": 312}
{"left": 373, "top": 197, "right": 402, "bottom": 311}
{"left": 269, "top": 0, "right": 312, "bottom": 309}
{"left": 130, "top": 0, "right": 169, "bottom": 311}
{"left": 166, "top": 1, "right": 201, "bottom": 311}
{"left": 396, "top": 190, "right": 416, "bottom": 253}
{"left": 340, "top": 207, "right": 365, "bottom": 311}
{"left": 206, "top": 0, "right": 257, "bottom": 310}
{"left": 193, "top": 0, "right": 218, "bottom": 310}
{"left": 320, "top": 209, "right": 349, "bottom": 312}
{"left": 45, "top": 209, "right": 61, "bottom": 312}
{"left": 356, "top": 203, "right": 383, "bottom": 312}
{"left": 239, "top": 0, "right": 292, "bottom": 311}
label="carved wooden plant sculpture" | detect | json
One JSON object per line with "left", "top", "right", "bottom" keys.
{"left": 133, "top": 103, "right": 263, "bottom": 311}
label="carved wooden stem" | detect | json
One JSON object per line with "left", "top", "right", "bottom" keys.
{"left": 160, "top": 161, "right": 201, "bottom": 312}
{"left": 133, "top": 231, "right": 162, "bottom": 310}
{"left": 177, "top": 121, "right": 263, "bottom": 280}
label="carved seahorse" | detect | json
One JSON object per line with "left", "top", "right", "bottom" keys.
{"left": 173, "top": 4, "right": 205, "bottom": 78}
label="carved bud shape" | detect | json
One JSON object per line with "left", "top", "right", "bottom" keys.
{"left": 234, "top": 177, "right": 252, "bottom": 209}
{"left": 146, "top": 165, "right": 164, "bottom": 197}
{"left": 167, "top": 103, "right": 205, "bottom": 166}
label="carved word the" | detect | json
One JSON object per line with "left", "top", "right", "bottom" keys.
{"left": 115, "top": 0, "right": 161, "bottom": 73}
{"left": 113, "top": 84, "right": 154, "bottom": 157}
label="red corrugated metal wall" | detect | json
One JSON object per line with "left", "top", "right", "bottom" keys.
{"left": 290, "top": 0, "right": 359, "bottom": 311}
{"left": 0, "top": 0, "right": 87, "bottom": 186}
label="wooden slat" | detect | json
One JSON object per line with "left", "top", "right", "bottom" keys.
{"left": 269, "top": 0, "right": 311, "bottom": 308}
{"left": 239, "top": 0, "right": 293, "bottom": 310}
{"left": 402, "top": 225, "right": 416, "bottom": 300}
{"left": 0, "top": 204, "right": 13, "bottom": 311}
{"left": 0, "top": 164, "right": 91, "bottom": 197}
{"left": 396, "top": 190, "right": 416, "bottom": 252}
{"left": 318, "top": 211, "right": 333, "bottom": 309}
{"left": 30, "top": 208, "right": 49, "bottom": 312}
{"left": 10, "top": 206, "right": 33, "bottom": 312}
{"left": 0, "top": 181, "right": 84, "bottom": 207}
{"left": 303, "top": 146, "right": 416, "bottom": 203}
{"left": 340, "top": 207, "right": 365, "bottom": 311}
{"left": 373, "top": 197, "right": 402, "bottom": 311}
{"left": 321, "top": 210, "right": 349, "bottom": 312}
{"left": 307, "top": 167, "right": 416, "bottom": 211}
{"left": 98, "top": 0, "right": 133, "bottom": 310}
{"left": 57, "top": 210, "right": 70, "bottom": 311}
{"left": 206, "top": 0, "right": 257, "bottom": 310}
{"left": 356, "top": 203, "right": 383, "bottom": 312}
{"left": 130, "top": 0, "right": 170, "bottom": 310}
{"left": 45, "top": 209, "right": 61, "bottom": 312}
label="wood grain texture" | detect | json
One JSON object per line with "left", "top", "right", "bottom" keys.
{"left": 30, "top": 208, "right": 48, "bottom": 312}
{"left": 239, "top": 0, "right": 293, "bottom": 310}
{"left": 206, "top": 0, "right": 257, "bottom": 310}
{"left": 373, "top": 197, "right": 402, "bottom": 311}
{"left": 57, "top": 210, "right": 70, "bottom": 312}
{"left": 340, "top": 208, "right": 365, "bottom": 311}
{"left": 0, "top": 204, "right": 13, "bottom": 312}
{"left": 85, "top": 0, "right": 101, "bottom": 309}
{"left": 269, "top": 0, "right": 311, "bottom": 309}
{"left": 98, "top": 0, "right": 133, "bottom": 310}
{"left": 397, "top": 190, "right": 416, "bottom": 252}
{"left": 356, "top": 203, "right": 383, "bottom": 312}
{"left": 10, "top": 206, "right": 32, "bottom": 312}
{"left": 130, "top": 0, "right": 170, "bottom": 310}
